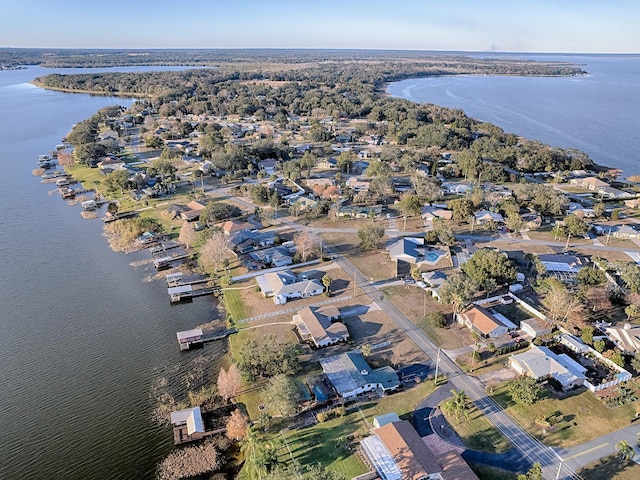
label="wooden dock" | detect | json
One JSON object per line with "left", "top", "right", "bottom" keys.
{"left": 168, "top": 284, "right": 220, "bottom": 303}
{"left": 173, "top": 426, "right": 225, "bottom": 445}
{"left": 102, "top": 210, "right": 138, "bottom": 223}
{"left": 154, "top": 253, "right": 191, "bottom": 270}
{"left": 176, "top": 328, "right": 237, "bottom": 351}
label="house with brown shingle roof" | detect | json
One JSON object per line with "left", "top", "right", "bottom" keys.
{"left": 293, "top": 306, "right": 349, "bottom": 348}
{"left": 361, "top": 420, "right": 478, "bottom": 480}
{"left": 457, "top": 305, "right": 508, "bottom": 338}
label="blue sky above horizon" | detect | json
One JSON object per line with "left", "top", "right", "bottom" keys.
{"left": 1, "top": 0, "right": 638, "bottom": 53}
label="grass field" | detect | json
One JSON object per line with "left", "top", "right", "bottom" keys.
{"left": 470, "top": 463, "right": 517, "bottom": 480}
{"left": 441, "top": 403, "right": 512, "bottom": 454}
{"left": 579, "top": 454, "right": 640, "bottom": 480}
{"left": 278, "top": 381, "right": 439, "bottom": 477}
{"left": 491, "top": 383, "right": 636, "bottom": 448}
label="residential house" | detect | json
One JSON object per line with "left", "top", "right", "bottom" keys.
{"left": 421, "top": 206, "right": 453, "bottom": 224}
{"left": 217, "top": 219, "right": 254, "bottom": 236}
{"left": 293, "top": 306, "right": 349, "bottom": 348}
{"left": 98, "top": 156, "right": 127, "bottom": 171}
{"left": 256, "top": 270, "right": 323, "bottom": 304}
{"left": 474, "top": 210, "right": 505, "bottom": 225}
{"left": 520, "top": 318, "right": 553, "bottom": 339}
{"left": 337, "top": 205, "right": 382, "bottom": 218}
{"left": 457, "top": 305, "right": 509, "bottom": 338}
{"left": 421, "top": 271, "right": 448, "bottom": 301}
{"left": 593, "top": 223, "right": 640, "bottom": 240}
{"left": 346, "top": 176, "right": 370, "bottom": 193}
{"left": 320, "top": 351, "right": 400, "bottom": 398}
{"left": 537, "top": 254, "right": 585, "bottom": 280}
{"left": 509, "top": 344, "right": 587, "bottom": 390}
{"left": 317, "top": 157, "right": 338, "bottom": 169}
{"left": 387, "top": 237, "right": 426, "bottom": 264}
{"left": 361, "top": 419, "right": 478, "bottom": 480}
{"left": 180, "top": 200, "right": 208, "bottom": 221}
{"left": 291, "top": 196, "right": 319, "bottom": 211}
{"left": 249, "top": 246, "right": 293, "bottom": 267}
{"left": 569, "top": 176, "right": 632, "bottom": 199}
{"left": 605, "top": 324, "right": 640, "bottom": 355}
{"left": 257, "top": 159, "right": 278, "bottom": 175}
{"left": 442, "top": 182, "right": 472, "bottom": 195}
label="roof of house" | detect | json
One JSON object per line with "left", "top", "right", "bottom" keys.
{"left": 257, "top": 270, "right": 323, "bottom": 297}
{"left": 509, "top": 345, "right": 587, "bottom": 387}
{"left": 421, "top": 271, "right": 447, "bottom": 288}
{"left": 217, "top": 219, "right": 254, "bottom": 235}
{"left": 374, "top": 421, "right": 442, "bottom": 479}
{"left": 437, "top": 451, "right": 480, "bottom": 480}
{"left": 387, "top": 237, "right": 425, "bottom": 262}
{"left": 537, "top": 254, "right": 584, "bottom": 272}
{"left": 474, "top": 210, "right": 505, "bottom": 223}
{"left": 606, "top": 324, "right": 640, "bottom": 353}
{"left": 294, "top": 306, "right": 349, "bottom": 346}
{"left": 460, "top": 305, "right": 507, "bottom": 336}
{"left": 170, "top": 406, "right": 204, "bottom": 435}
{"left": 421, "top": 205, "right": 453, "bottom": 220}
{"left": 186, "top": 200, "right": 208, "bottom": 211}
{"left": 320, "top": 352, "right": 400, "bottom": 395}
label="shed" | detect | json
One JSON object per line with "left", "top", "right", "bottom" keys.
{"left": 373, "top": 412, "right": 401, "bottom": 429}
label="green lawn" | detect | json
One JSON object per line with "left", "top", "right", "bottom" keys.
{"left": 277, "top": 381, "right": 439, "bottom": 477}
{"left": 441, "top": 404, "right": 512, "bottom": 454}
{"left": 491, "top": 383, "right": 636, "bottom": 448}
{"left": 223, "top": 289, "right": 249, "bottom": 323}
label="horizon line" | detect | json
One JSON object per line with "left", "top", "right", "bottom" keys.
{"left": 1, "top": 46, "right": 638, "bottom": 56}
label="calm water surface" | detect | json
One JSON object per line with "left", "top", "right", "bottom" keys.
{"left": 0, "top": 66, "right": 223, "bottom": 480}
{"left": 387, "top": 54, "right": 640, "bottom": 176}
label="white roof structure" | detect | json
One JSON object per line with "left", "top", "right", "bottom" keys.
{"left": 170, "top": 406, "right": 205, "bottom": 435}
{"left": 509, "top": 345, "right": 586, "bottom": 388}
{"left": 361, "top": 435, "right": 402, "bottom": 480}
{"left": 373, "top": 412, "right": 401, "bottom": 429}
{"left": 176, "top": 329, "right": 203, "bottom": 342}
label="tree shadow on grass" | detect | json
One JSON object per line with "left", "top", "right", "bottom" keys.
{"left": 579, "top": 455, "right": 640, "bottom": 480}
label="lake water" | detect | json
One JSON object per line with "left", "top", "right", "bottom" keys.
{"left": 0, "top": 66, "right": 224, "bottom": 480}
{"left": 387, "top": 54, "right": 640, "bottom": 177}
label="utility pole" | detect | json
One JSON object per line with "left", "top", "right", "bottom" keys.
{"left": 555, "top": 461, "right": 563, "bottom": 480}
{"left": 564, "top": 232, "right": 571, "bottom": 251}
{"left": 423, "top": 292, "right": 427, "bottom": 319}
{"left": 434, "top": 347, "right": 441, "bottom": 385}
{"left": 353, "top": 267, "right": 357, "bottom": 297}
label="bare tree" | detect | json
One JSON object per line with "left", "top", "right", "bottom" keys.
{"left": 217, "top": 364, "right": 242, "bottom": 403}
{"left": 200, "top": 229, "right": 230, "bottom": 271}
{"left": 225, "top": 409, "right": 249, "bottom": 441}
{"left": 179, "top": 221, "right": 196, "bottom": 249}
{"left": 294, "top": 230, "right": 319, "bottom": 262}
{"left": 542, "top": 279, "right": 584, "bottom": 326}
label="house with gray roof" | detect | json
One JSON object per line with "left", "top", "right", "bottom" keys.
{"left": 293, "top": 306, "right": 349, "bottom": 348}
{"left": 256, "top": 270, "right": 323, "bottom": 304}
{"left": 320, "top": 351, "right": 400, "bottom": 398}
{"left": 509, "top": 345, "right": 587, "bottom": 390}
{"left": 605, "top": 324, "right": 640, "bottom": 354}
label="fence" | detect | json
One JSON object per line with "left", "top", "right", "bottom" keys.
{"left": 236, "top": 295, "right": 352, "bottom": 325}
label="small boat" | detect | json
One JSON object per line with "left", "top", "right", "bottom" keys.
{"left": 60, "top": 187, "right": 76, "bottom": 199}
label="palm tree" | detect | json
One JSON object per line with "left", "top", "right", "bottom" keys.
{"left": 442, "top": 389, "right": 471, "bottom": 423}
{"left": 616, "top": 439, "right": 635, "bottom": 460}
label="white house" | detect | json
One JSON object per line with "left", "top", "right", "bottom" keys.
{"left": 605, "top": 324, "right": 640, "bottom": 355}
{"left": 320, "top": 351, "right": 400, "bottom": 398}
{"left": 509, "top": 345, "right": 587, "bottom": 390}
{"left": 256, "top": 270, "right": 323, "bottom": 304}
{"left": 293, "top": 306, "right": 349, "bottom": 348}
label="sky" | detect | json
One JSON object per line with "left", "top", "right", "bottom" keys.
{"left": 1, "top": 0, "right": 638, "bottom": 53}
